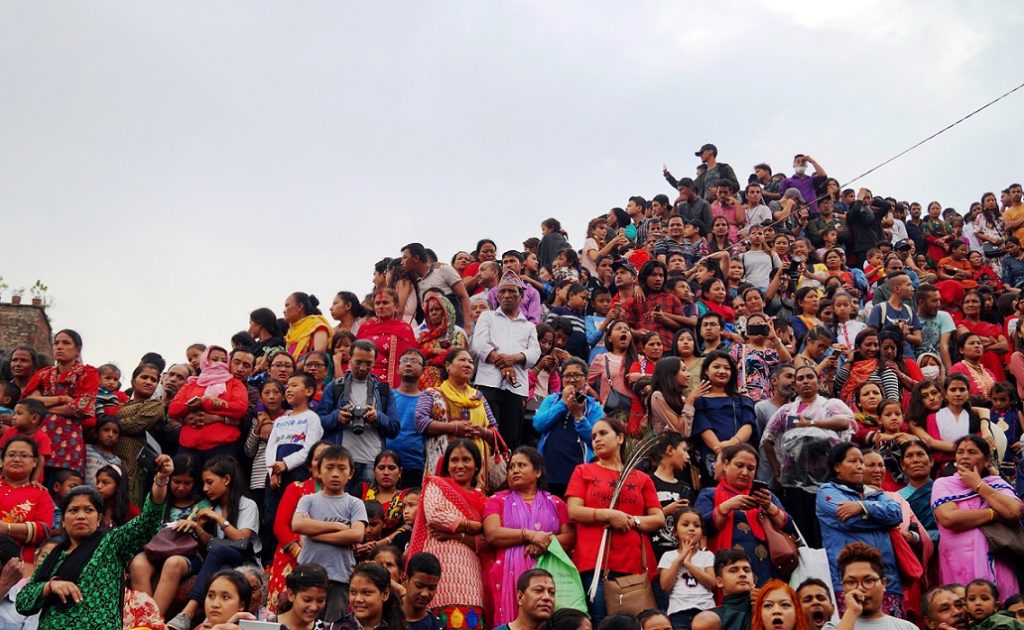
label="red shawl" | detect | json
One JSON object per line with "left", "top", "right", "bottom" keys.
{"left": 699, "top": 299, "right": 736, "bottom": 324}
{"left": 840, "top": 359, "right": 879, "bottom": 406}
{"left": 357, "top": 317, "right": 417, "bottom": 387}
{"left": 406, "top": 475, "right": 486, "bottom": 565}
{"left": 710, "top": 481, "right": 765, "bottom": 553}
{"left": 955, "top": 316, "right": 1008, "bottom": 381}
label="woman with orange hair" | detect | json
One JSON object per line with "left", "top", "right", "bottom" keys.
{"left": 752, "top": 580, "right": 808, "bottom": 630}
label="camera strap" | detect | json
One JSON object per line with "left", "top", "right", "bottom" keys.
{"left": 336, "top": 373, "right": 377, "bottom": 410}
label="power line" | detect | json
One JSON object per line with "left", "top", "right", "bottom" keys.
{"left": 687, "top": 79, "right": 1024, "bottom": 268}
{"left": 837, "top": 80, "right": 1024, "bottom": 192}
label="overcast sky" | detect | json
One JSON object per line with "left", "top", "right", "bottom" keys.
{"left": 2, "top": 1, "right": 1022, "bottom": 371}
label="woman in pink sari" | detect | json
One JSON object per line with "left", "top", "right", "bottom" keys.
{"left": 407, "top": 438, "right": 488, "bottom": 630}
{"left": 931, "top": 435, "right": 1022, "bottom": 597}
{"left": 357, "top": 288, "right": 417, "bottom": 387}
{"left": 483, "top": 446, "right": 574, "bottom": 625}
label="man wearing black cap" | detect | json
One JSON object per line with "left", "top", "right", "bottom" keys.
{"left": 607, "top": 260, "right": 637, "bottom": 322}
{"left": 692, "top": 143, "right": 739, "bottom": 202}
{"left": 672, "top": 177, "right": 713, "bottom": 229}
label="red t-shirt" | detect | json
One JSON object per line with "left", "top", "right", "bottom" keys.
{"left": 566, "top": 463, "right": 660, "bottom": 575}
{"left": 0, "top": 427, "right": 52, "bottom": 458}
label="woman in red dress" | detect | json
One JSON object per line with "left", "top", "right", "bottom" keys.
{"left": 23, "top": 329, "right": 98, "bottom": 480}
{"left": 357, "top": 288, "right": 417, "bottom": 387}
{"left": 954, "top": 290, "right": 1008, "bottom": 382}
{"left": 0, "top": 437, "right": 55, "bottom": 562}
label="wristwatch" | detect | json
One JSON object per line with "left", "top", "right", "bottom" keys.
{"left": 632, "top": 516, "right": 641, "bottom": 530}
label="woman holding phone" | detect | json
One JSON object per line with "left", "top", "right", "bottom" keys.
{"left": 694, "top": 443, "right": 792, "bottom": 586}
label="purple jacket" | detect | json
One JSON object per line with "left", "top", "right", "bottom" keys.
{"left": 487, "top": 284, "right": 542, "bottom": 324}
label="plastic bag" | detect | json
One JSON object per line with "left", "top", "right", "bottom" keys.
{"left": 536, "top": 538, "right": 587, "bottom": 612}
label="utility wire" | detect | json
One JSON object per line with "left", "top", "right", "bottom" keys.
{"left": 837, "top": 80, "right": 1024, "bottom": 191}
{"left": 685, "top": 80, "right": 1024, "bottom": 269}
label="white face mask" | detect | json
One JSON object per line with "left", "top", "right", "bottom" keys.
{"left": 794, "top": 165, "right": 808, "bottom": 175}
{"left": 921, "top": 365, "right": 941, "bottom": 380}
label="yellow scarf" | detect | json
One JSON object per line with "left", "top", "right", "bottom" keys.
{"left": 434, "top": 380, "right": 493, "bottom": 484}
{"left": 441, "top": 379, "right": 490, "bottom": 432}
{"left": 285, "top": 314, "right": 332, "bottom": 357}
{"left": 440, "top": 379, "right": 483, "bottom": 412}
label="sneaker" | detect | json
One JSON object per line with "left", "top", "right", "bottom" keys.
{"left": 166, "top": 611, "right": 192, "bottom": 630}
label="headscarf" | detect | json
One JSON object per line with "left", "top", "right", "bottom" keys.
{"left": 188, "top": 346, "right": 233, "bottom": 399}
{"left": 417, "top": 294, "right": 458, "bottom": 356}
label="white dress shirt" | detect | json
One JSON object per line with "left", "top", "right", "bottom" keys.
{"left": 470, "top": 307, "right": 541, "bottom": 397}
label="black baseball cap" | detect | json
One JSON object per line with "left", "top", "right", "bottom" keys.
{"left": 611, "top": 260, "right": 637, "bottom": 276}
{"left": 694, "top": 143, "right": 717, "bottom": 157}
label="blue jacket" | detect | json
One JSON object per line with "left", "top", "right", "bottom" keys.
{"left": 317, "top": 373, "right": 399, "bottom": 445}
{"left": 533, "top": 393, "right": 603, "bottom": 463}
{"left": 816, "top": 481, "right": 904, "bottom": 596}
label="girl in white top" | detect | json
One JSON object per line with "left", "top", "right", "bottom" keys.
{"left": 658, "top": 507, "right": 716, "bottom": 627}
{"left": 831, "top": 291, "right": 865, "bottom": 353}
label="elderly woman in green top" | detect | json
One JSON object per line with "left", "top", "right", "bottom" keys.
{"left": 17, "top": 453, "right": 173, "bottom": 629}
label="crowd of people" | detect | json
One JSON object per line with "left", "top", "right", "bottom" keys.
{"left": 1, "top": 147, "right": 1024, "bottom": 630}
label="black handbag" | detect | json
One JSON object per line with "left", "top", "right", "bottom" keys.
{"left": 603, "top": 356, "right": 633, "bottom": 416}
{"left": 208, "top": 535, "right": 257, "bottom": 558}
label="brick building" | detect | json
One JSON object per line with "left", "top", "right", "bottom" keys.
{"left": 0, "top": 303, "right": 52, "bottom": 357}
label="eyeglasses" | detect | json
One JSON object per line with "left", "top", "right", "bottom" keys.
{"left": 4, "top": 452, "right": 34, "bottom": 460}
{"left": 304, "top": 362, "right": 326, "bottom": 368}
{"left": 562, "top": 373, "right": 586, "bottom": 381}
{"left": 841, "top": 576, "right": 880, "bottom": 590}
{"left": 398, "top": 357, "right": 423, "bottom": 365}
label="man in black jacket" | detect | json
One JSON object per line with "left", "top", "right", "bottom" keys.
{"left": 846, "top": 191, "right": 893, "bottom": 267}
